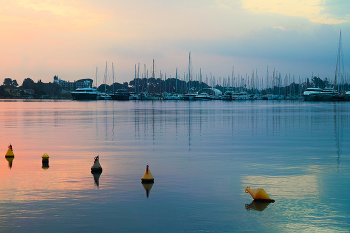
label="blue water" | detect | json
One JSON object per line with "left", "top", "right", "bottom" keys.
{"left": 0, "top": 100, "right": 349, "bottom": 232}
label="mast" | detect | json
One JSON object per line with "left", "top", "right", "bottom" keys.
{"left": 134, "top": 64, "right": 137, "bottom": 93}
{"left": 232, "top": 66, "right": 234, "bottom": 90}
{"left": 176, "top": 68, "right": 178, "bottom": 93}
{"left": 188, "top": 52, "right": 191, "bottom": 91}
{"left": 200, "top": 68, "right": 202, "bottom": 91}
{"left": 112, "top": 62, "right": 115, "bottom": 93}
{"left": 137, "top": 63, "right": 140, "bottom": 93}
{"left": 335, "top": 30, "right": 344, "bottom": 91}
{"left": 152, "top": 59, "right": 155, "bottom": 94}
{"left": 95, "top": 67, "right": 98, "bottom": 89}
{"left": 160, "top": 70, "right": 162, "bottom": 93}
{"left": 266, "top": 65, "right": 269, "bottom": 90}
{"left": 104, "top": 62, "right": 107, "bottom": 94}
{"left": 144, "top": 64, "right": 147, "bottom": 93}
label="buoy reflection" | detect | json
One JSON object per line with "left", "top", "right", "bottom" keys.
{"left": 142, "top": 183, "right": 153, "bottom": 198}
{"left": 245, "top": 200, "right": 270, "bottom": 212}
{"left": 5, "top": 156, "right": 14, "bottom": 169}
{"left": 92, "top": 172, "right": 101, "bottom": 187}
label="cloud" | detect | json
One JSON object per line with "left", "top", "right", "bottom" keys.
{"left": 0, "top": 0, "right": 109, "bottom": 34}
{"left": 241, "top": 0, "right": 348, "bottom": 24}
{"left": 320, "top": 0, "right": 350, "bottom": 18}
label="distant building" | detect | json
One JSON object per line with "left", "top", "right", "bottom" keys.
{"left": 54, "top": 77, "right": 94, "bottom": 91}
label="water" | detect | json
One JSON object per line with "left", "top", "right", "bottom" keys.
{"left": 0, "top": 100, "right": 349, "bottom": 232}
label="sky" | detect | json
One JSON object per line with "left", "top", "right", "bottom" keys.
{"left": 1, "top": 0, "right": 350, "bottom": 87}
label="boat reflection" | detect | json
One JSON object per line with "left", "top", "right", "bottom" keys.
{"left": 92, "top": 172, "right": 101, "bottom": 187}
{"left": 142, "top": 183, "right": 153, "bottom": 198}
{"left": 5, "top": 156, "right": 14, "bottom": 169}
{"left": 245, "top": 200, "right": 270, "bottom": 212}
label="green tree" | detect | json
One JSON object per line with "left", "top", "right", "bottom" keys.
{"left": 22, "top": 78, "right": 35, "bottom": 89}
{"left": 12, "top": 80, "right": 18, "bottom": 87}
{"left": 3, "top": 78, "right": 13, "bottom": 86}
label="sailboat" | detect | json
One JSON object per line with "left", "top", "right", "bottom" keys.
{"left": 318, "top": 31, "right": 346, "bottom": 101}
{"left": 183, "top": 52, "right": 198, "bottom": 100}
{"left": 139, "top": 59, "right": 161, "bottom": 100}
{"left": 98, "top": 62, "right": 112, "bottom": 100}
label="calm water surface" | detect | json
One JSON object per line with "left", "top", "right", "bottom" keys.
{"left": 0, "top": 100, "right": 349, "bottom": 232}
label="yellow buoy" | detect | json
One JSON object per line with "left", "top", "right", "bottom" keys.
{"left": 5, "top": 144, "right": 14, "bottom": 158}
{"left": 91, "top": 155, "right": 102, "bottom": 173}
{"left": 42, "top": 153, "right": 49, "bottom": 169}
{"left": 245, "top": 186, "right": 275, "bottom": 203}
{"left": 141, "top": 164, "right": 154, "bottom": 183}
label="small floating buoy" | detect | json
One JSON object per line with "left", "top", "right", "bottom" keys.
{"left": 42, "top": 153, "right": 49, "bottom": 169}
{"left": 141, "top": 164, "right": 154, "bottom": 183}
{"left": 5, "top": 144, "right": 14, "bottom": 158}
{"left": 245, "top": 186, "right": 275, "bottom": 203}
{"left": 91, "top": 155, "right": 102, "bottom": 173}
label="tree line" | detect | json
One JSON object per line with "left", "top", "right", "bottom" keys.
{"left": 0, "top": 77, "right": 69, "bottom": 99}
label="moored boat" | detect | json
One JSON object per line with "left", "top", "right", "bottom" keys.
{"left": 195, "top": 92, "right": 213, "bottom": 100}
{"left": 111, "top": 88, "right": 131, "bottom": 100}
{"left": 222, "top": 91, "right": 234, "bottom": 100}
{"left": 302, "top": 87, "right": 322, "bottom": 101}
{"left": 317, "top": 88, "right": 338, "bottom": 101}
{"left": 71, "top": 87, "right": 100, "bottom": 100}
{"left": 345, "top": 91, "right": 350, "bottom": 100}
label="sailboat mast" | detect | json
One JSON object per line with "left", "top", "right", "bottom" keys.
{"left": 112, "top": 62, "right": 115, "bottom": 93}
{"left": 152, "top": 59, "right": 155, "bottom": 94}
{"left": 335, "top": 30, "right": 343, "bottom": 91}
{"left": 134, "top": 64, "right": 137, "bottom": 93}
{"left": 95, "top": 67, "right": 98, "bottom": 89}
{"left": 200, "top": 68, "right": 202, "bottom": 91}
{"left": 104, "top": 62, "right": 107, "bottom": 93}
{"left": 232, "top": 66, "right": 234, "bottom": 90}
{"left": 189, "top": 52, "right": 191, "bottom": 91}
{"left": 176, "top": 68, "right": 178, "bottom": 93}
{"left": 137, "top": 63, "right": 140, "bottom": 93}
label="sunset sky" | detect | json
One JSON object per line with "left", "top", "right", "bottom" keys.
{"left": 1, "top": 0, "right": 349, "bottom": 86}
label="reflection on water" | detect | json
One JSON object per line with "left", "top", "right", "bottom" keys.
{"left": 245, "top": 200, "right": 270, "bottom": 211}
{"left": 5, "top": 157, "right": 13, "bottom": 169}
{"left": 0, "top": 100, "right": 349, "bottom": 232}
{"left": 142, "top": 183, "right": 153, "bottom": 198}
{"left": 92, "top": 172, "right": 101, "bottom": 187}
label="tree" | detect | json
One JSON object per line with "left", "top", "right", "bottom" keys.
{"left": 3, "top": 78, "right": 12, "bottom": 86}
{"left": 312, "top": 76, "right": 329, "bottom": 89}
{"left": 12, "top": 80, "right": 18, "bottom": 87}
{"left": 22, "top": 78, "right": 35, "bottom": 89}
